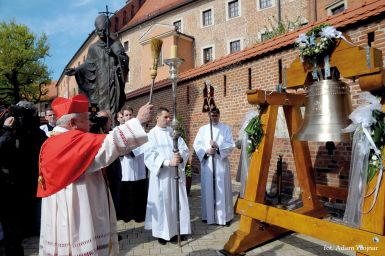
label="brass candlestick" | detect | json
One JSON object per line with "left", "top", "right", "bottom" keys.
{"left": 164, "top": 56, "right": 184, "bottom": 247}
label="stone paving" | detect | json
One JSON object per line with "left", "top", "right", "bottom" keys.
{"left": 20, "top": 175, "right": 355, "bottom": 256}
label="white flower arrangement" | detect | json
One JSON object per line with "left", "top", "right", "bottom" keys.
{"left": 295, "top": 24, "right": 342, "bottom": 62}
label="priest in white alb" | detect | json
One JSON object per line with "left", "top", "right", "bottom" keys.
{"left": 144, "top": 107, "right": 191, "bottom": 245}
{"left": 37, "top": 94, "right": 152, "bottom": 255}
{"left": 193, "top": 107, "right": 235, "bottom": 226}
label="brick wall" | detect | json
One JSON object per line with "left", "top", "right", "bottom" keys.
{"left": 126, "top": 18, "right": 385, "bottom": 200}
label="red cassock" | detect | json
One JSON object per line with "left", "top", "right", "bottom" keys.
{"left": 37, "top": 130, "right": 106, "bottom": 197}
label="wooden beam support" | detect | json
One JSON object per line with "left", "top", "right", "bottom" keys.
{"left": 224, "top": 89, "right": 385, "bottom": 256}
{"left": 286, "top": 39, "right": 384, "bottom": 92}
{"left": 330, "top": 39, "right": 383, "bottom": 79}
{"left": 237, "top": 199, "right": 385, "bottom": 256}
{"left": 284, "top": 106, "right": 325, "bottom": 212}
{"left": 223, "top": 104, "right": 279, "bottom": 255}
{"left": 246, "top": 89, "right": 305, "bottom": 106}
{"left": 316, "top": 184, "right": 348, "bottom": 201}
{"left": 221, "top": 221, "right": 290, "bottom": 256}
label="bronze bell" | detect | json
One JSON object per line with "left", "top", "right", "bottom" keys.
{"left": 293, "top": 79, "right": 352, "bottom": 142}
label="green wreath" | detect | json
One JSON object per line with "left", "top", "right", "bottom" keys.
{"left": 295, "top": 23, "right": 336, "bottom": 62}
{"left": 367, "top": 109, "right": 385, "bottom": 183}
{"left": 245, "top": 116, "right": 264, "bottom": 157}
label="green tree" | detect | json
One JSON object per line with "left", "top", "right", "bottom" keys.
{"left": 0, "top": 20, "right": 51, "bottom": 105}
{"left": 259, "top": 16, "right": 306, "bottom": 42}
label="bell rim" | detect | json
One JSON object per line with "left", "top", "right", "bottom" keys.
{"left": 292, "top": 132, "right": 352, "bottom": 142}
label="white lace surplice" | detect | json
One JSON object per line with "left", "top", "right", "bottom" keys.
{"left": 39, "top": 118, "right": 147, "bottom": 256}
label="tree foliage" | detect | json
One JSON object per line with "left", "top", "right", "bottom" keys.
{"left": 0, "top": 20, "right": 51, "bottom": 105}
{"left": 259, "top": 16, "right": 306, "bottom": 42}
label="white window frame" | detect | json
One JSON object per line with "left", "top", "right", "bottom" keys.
{"left": 326, "top": 0, "right": 347, "bottom": 16}
{"left": 226, "top": 0, "right": 241, "bottom": 21}
{"left": 256, "top": 0, "right": 275, "bottom": 11}
{"left": 227, "top": 38, "right": 243, "bottom": 54}
{"left": 201, "top": 45, "right": 215, "bottom": 65}
{"left": 172, "top": 18, "right": 183, "bottom": 33}
{"left": 200, "top": 7, "right": 214, "bottom": 28}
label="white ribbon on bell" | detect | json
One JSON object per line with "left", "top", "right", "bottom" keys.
{"left": 320, "top": 26, "right": 354, "bottom": 46}
{"left": 342, "top": 92, "right": 383, "bottom": 227}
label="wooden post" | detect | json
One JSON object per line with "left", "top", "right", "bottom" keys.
{"left": 223, "top": 103, "right": 288, "bottom": 255}
{"left": 222, "top": 90, "right": 385, "bottom": 256}
{"left": 283, "top": 105, "right": 325, "bottom": 214}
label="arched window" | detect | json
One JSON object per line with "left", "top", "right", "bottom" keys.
{"left": 123, "top": 11, "right": 127, "bottom": 24}
{"left": 115, "top": 17, "right": 119, "bottom": 32}
{"left": 131, "top": 5, "right": 135, "bottom": 17}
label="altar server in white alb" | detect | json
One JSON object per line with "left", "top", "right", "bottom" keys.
{"left": 193, "top": 107, "right": 235, "bottom": 226}
{"left": 144, "top": 107, "right": 191, "bottom": 245}
{"left": 37, "top": 94, "right": 152, "bottom": 255}
{"left": 119, "top": 105, "right": 148, "bottom": 222}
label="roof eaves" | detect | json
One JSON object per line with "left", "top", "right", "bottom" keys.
{"left": 119, "top": 0, "right": 196, "bottom": 34}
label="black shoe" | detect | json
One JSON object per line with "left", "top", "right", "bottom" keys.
{"left": 118, "top": 235, "right": 122, "bottom": 241}
{"left": 226, "top": 220, "right": 232, "bottom": 227}
{"left": 202, "top": 219, "right": 207, "bottom": 223}
{"left": 158, "top": 238, "right": 167, "bottom": 245}
{"left": 170, "top": 235, "right": 188, "bottom": 244}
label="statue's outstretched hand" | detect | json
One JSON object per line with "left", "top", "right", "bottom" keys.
{"left": 64, "top": 68, "right": 76, "bottom": 76}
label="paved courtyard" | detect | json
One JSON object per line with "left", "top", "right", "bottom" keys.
{"left": 19, "top": 175, "right": 355, "bottom": 256}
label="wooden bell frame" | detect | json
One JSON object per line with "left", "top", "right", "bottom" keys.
{"left": 222, "top": 39, "right": 385, "bottom": 256}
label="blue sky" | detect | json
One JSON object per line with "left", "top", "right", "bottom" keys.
{"left": 0, "top": 0, "right": 124, "bottom": 81}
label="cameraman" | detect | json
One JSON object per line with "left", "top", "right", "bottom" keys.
{"left": 0, "top": 101, "right": 47, "bottom": 255}
{"left": 90, "top": 110, "right": 112, "bottom": 134}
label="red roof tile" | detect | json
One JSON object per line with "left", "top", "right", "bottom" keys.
{"left": 121, "top": 0, "right": 195, "bottom": 32}
{"left": 126, "top": 0, "right": 385, "bottom": 99}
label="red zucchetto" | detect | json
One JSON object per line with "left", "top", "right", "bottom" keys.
{"left": 51, "top": 94, "right": 89, "bottom": 119}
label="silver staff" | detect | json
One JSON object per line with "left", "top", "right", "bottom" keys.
{"left": 164, "top": 56, "right": 184, "bottom": 247}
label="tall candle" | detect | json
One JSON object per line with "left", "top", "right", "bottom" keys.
{"left": 171, "top": 45, "right": 178, "bottom": 58}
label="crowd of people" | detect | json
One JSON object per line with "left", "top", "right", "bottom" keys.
{"left": 0, "top": 13, "right": 245, "bottom": 256}
{"left": 0, "top": 94, "right": 244, "bottom": 255}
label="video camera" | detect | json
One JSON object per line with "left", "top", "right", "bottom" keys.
{"left": 8, "top": 104, "right": 37, "bottom": 119}
{"left": 89, "top": 104, "right": 109, "bottom": 134}
{"left": 2, "top": 102, "right": 39, "bottom": 132}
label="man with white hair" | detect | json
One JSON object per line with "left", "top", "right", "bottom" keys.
{"left": 37, "top": 94, "right": 152, "bottom": 255}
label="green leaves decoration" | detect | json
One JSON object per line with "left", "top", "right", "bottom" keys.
{"left": 295, "top": 23, "right": 336, "bottom": 63}
{"left": 245, "top": 116, "right": 264, "bottom": 157}
{"left": 367, "top": 110, "right": 385, "bottom": 183}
